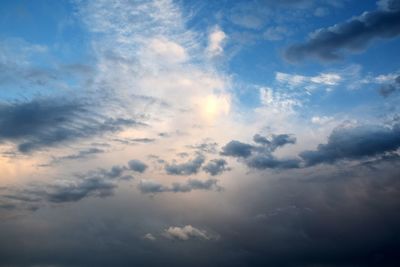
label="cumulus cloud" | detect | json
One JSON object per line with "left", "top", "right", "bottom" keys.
{"left": 221, "top": 141, "right": 254, "bottom": 158}
{"left": 165, "top": 154, "right": 205, "bottom": 175}
{"left": 162, "top": 225, "right": 217, "bottom": 241}
{"left": 138, "top": 178, "right": 222, "bottom": 194}
{"left": 207, "top": 26, "right": 227, "bottom": 57}
{"left": 128, "top": 160, "right": 148, "bottom": 173}
{"left": 202, "top": 159, "right": 230, "bottom": 176}
{"left": 284, "top": 3, "right": 400, "bottom": 62}
{"left": 300, "top": 123, "right": 400, "bottom": 166}
{"left": 0, "top": 98, "right": 142, "bottom": 153}
{"left": 221, "top": 133, "right": 300, "bottom": 170}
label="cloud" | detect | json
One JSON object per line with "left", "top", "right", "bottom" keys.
{"left": 300, "top": 123, "right": 400, "bottom": 166}
{"left": 378, "top": 75, "right": 400, "bottom": 97}
{"left": 276, "top": 72, "right": 342, "bottom": 86}
{"left": 259, "top": 87, "right": 301, "bottom": 114}
{"left": 49, "top": 148, "right": 105, "bottom": 164}
{"left": 378, "top": 0, "right": 400, "bottom": 11}
{"left": 284, "top": 3, "right": 400, "bottom": 62}
{"left": 138, "top": 178, "right": 222, "bottom": 194}
{"left": 147, "top": 37, "right": 188, "bottom": 64}
{"left": 253, "top": 134, "right": 296, "bottom": 152}
{"left": 162, "top": 225, "right": 217, "bottom": 241}
{"left": 311, "top": 116, "right": 334, "bottom": 125}
{"left": 221, "top": 133, "right": 300, "bottom": 170}
{"left": 1, "top": 165, "right": 133, "bottom": 207}
{"left": 188, "top": 141, "right": 219, "bottom": 154}
{"left": 165, "top": 154, "right": 205, "bottom": 175}
{"left": 128, "top": 160, "right": 148, "bottom": 173}
{"left": 0, "top": 98, "right": 142, "bottom": 153}
{"left": 44, "top": 177, "right": 116, "bottom": 203}
{"left": 221, "top": 141, "right": 254, "bottom": 158}
{"left": 246, "top": 155, "right": 301, "bottom": 170}
{"left": 207, "top": 26, "right": 227, "bottom": 57}
{"left": 143, "top": 233, "right": 156, "bottom": 241}
{"left": 202, "top": 159, "right": 230, "bottom": 176}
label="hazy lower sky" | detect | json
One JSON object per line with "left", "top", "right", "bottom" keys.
{"left": 1, "top": 0, "right": 400, "bottom": 266}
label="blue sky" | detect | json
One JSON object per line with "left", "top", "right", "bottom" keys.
{"left": 1, "top": 1, "right": 400, "bottom": 266}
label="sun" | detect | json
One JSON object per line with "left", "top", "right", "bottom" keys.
{"left": 200, "top": 94, "right": 230, "bottom": 121}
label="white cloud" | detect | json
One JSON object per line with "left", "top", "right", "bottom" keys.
{"left": 207, "top": 26, "right": 227, "bottom": 57}
{"left": 311, "top": 116, "right": 334, "bottom": 125}
{"left": 260, "top": 87, "right": 301, "bottom": 114}
{"left": 147, "top": 37, "right": 188, "bottom": 64}
{"left": 276, "top": 72, "right": 342, "bottom": 87}
{"left": 143, "top": 233, "right": 156, "bottom": 241}
{"left": 162, "top": 225, "right": 217, "bottom": 241}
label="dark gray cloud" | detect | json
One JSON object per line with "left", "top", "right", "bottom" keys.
{"left": 378, "top": 75, "right": 400, "bottom": 97}
{"left": 284, "top": 3, "right": 400, "bottom": 62}
{"left": 165, "top": 154, "right": 205, "bottom": 175}
{"left": 1, "top": 165, "right": 133, "bottom": 207}
{"left": 254, "top": 133, "right": 296, "bottom": 152}
{"left": 202, "top": 159, "right": 230, "bottom": 176}
{"left": 44, "top": 177, "right": 116, "bottom": 203}
{"left": 0, "top": 98, "right": 142, "bottom": 153}
{"left": 113, "top": 137, "right": 156, "bottom": 145}
{"left": 246, "top": 155, "right": 301, "bottom": 170}
{"left": 221, "top": 133, "right": 299, "bottom": 170}
{"left": 221, "top": 141, "right": 254, "bottom": 158}
{"left": 128, "top": 159, "right": 148, "bottom": 173}
{"left": 138, "top": 178, "right": 222, "bottom": 194}
{"left": 300, "top": 123, "right": 400, "bottom": 166}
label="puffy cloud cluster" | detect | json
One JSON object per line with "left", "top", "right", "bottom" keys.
{"left": 202, "top": 159, "right": 230, "bottom": 176}
{"left": 165, "top": 154, "right": 206, "bottom": 175}
{"left": 221, "top": 134, "right": 300, "bottom": 170}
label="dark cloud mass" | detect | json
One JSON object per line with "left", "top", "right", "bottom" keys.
{"left": 300, "top": 123, "right": 400, "bottom": 166}
{"left": 221, "top": 140, "right": 254, "bottom": 158}
{"left": 128, "top": 159, "right": 148, "bottom": 173}
{"left": 203, "top": 159, "right": 230, "bottom": 176}
{"left": 165, "top": 154, "right": 205, "bottom": 175}
{"left": 222, "top": 133, "right": 300, "bottom": 170}
{"left": 285, "top": 3, "right": 400, "bottom": 62}
{"left": 0, "top": 98, "right": 142, "bottom": 153}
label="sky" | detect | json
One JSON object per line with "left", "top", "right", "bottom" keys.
{"left": 0, "top": 0, "right": 400, "bottom": 266}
